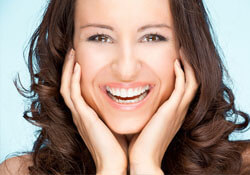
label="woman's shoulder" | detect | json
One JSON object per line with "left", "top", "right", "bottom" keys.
{"left": 235, "top": 140, "right": 250, "bottom": 157}
{"left": 241, "top": 141, "right": 250, "bottom": 157}
{"left": 0, "top": 154, "right": 33, "bottom": 175}
{"left": 234, "top": 140, "right": 250, "bottom": 173}
{"left": 0, "top": 142, "right": 249, "bottom": 174}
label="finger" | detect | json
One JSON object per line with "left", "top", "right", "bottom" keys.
{"left": 70, "top": 62, "right": 98, "bottom": 124}
{"left": 61, "top": 49, "right": 74, "bottom": 89}
{"left": 179, "top": 49, "right": 199, "bottom": 109}
{"left": 146, "top": 59, "right": 185, "bottom": 140}
{"left": 155, "top": 59, "right": 185, "bottom": 117}
{"left": 60, "top": 49, "right": 78, "bottom": 116}
{"left": 167, "top": 59, "right": 185, "bottom": 107}
{"left": 60, "top": 51, "right": 94, "bottom": 155}
{"left": 179, "top": 48, "right": 199, "bottom": 89}
{"left": 62, "top": 49, "right": 74, "bottom": 75}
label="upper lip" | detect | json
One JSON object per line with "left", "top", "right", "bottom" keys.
{"left": 101, "top": 82, "right": 154, "bottom": 90}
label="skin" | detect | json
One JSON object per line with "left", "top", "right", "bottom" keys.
{"left": 73, "top": 0, "right": 178, "bottom": 136}
{"left": 1, "top": 1, "right": 250, "bottom": 175}
{"left": 60, "top": 0, "right": 199, "bottom": 174}
{"left": 61, "top": 49, "right": 198, "bottom": 174}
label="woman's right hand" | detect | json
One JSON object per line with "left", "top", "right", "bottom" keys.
{"left": 60, "top": 49, "right": 128, "bottom": 175}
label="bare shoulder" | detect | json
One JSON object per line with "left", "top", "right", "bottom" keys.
{"left": 242, "top": 142, "right": 250, "bottom": 155}
{"left": 234, "top": 140, "right": 250, "bottom": 174}
{"left": 241, "top": 142, "right": 250, "bottom": 165}
{"left": 0, "top": 154, "right": 33, "bottom": 175}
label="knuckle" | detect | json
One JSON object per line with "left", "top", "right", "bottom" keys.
{"left": 189, "top": 75, "right": 199, "bottom": 89}
{"left": 70, "top": 91, "right": 76, "bottom": 101}
{"left": 84, "top": 110, "right": 99, "bottom": 125}
{"left": 180, "top": 88, "right": 185, "bottom": 96}
{"left": 178, "top": 85, "right": 185, "bottom": 96}
{"left": 192, "top": 81, "right": 200, "bottom": 91}
{"left": 86, "top": 119, "right": 96, "bottom": 130}
{"left": 190, "top": 86, "right": 198, "bottom": 98}
{"left": 60, "top": 87, "right": 65, "bottom": 96}
{"left": 72, "top": 115, "right": 79, "bottom": 127}
{"left": 187, "top": 83, "right": 198, "bottom": 94}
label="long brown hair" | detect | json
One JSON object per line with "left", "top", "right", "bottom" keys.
{"left": 14, "top": 0, "right": 250, "bottom": 174}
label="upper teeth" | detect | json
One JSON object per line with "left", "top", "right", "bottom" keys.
{"left": 106, "top": 85, "right": 150, "bottom": 98}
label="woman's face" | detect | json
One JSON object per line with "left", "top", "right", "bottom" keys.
{"left": 73, "top": 0, "right": 180, "bottom": 135}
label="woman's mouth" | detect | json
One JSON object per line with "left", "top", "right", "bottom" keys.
{"left": 100, "top": 83, "right": 154, "bottom": 110}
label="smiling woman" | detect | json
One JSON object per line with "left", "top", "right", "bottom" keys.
{"left": 0, "top": 0, "right": 250, "bottom": 175}
{"left": 73, "top": 0, "right": 179, "bottom": 136}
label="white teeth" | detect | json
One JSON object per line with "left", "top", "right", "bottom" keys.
{"left": 115, "top": 88, "right": 120, "bottom": 96}
{"left": 106, "top": 86, "right": 111, "bottom": 92}
{"left": 106, "top": 85, "right": 150, "bottom": 98}
{"left": 134, "top": 87, "right": 139, "bottom": 95}
{"left": 121, "top": 88, "right": 126, "bottom": 97}
{"left": 108, "top": 90, "right": 148, "bottom": 104}
{"left": 127, "top": 88, "right": 133, "bottom": 97}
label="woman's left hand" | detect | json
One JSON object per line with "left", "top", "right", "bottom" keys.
{"left": 128, "top": 48, "right": 199, "bottom": 175}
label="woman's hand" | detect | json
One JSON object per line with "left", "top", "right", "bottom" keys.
{"left": 128, "top": 48, "right": 199, "bottom": 175}
{"left": 60, "top": 49, "right": 128, "bottom": 175}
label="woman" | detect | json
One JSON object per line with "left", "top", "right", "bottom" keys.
{"left": 0, "top": 0, "right": 250, "bottom": 174}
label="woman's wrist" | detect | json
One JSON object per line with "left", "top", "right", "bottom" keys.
{"left": 96, "top": 170, "right": 127, "bottom": 175}
{"left": 96, "top": 167, "right": 127, "bottom": 175}
{"left": 129, "top": 164, "right": 164, "bottom": 175}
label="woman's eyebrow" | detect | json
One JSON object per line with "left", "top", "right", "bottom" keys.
{"left": 80, "top": 23, "right": 171, "bottom": 32}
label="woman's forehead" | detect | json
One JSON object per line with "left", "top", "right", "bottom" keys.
{"left": 74, "top": 0, "right": 173, "bottom": 29}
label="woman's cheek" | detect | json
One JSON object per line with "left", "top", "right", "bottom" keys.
{"left": 76, "top": 44, "right": 111, "bottom": 68}
{"left": 75, "top": 45, "right": 113, "bottom": 108}
{"left": 74, "top": 47, "right": 98, "bottom": 103}
{"left": 143, "top": 46, "right": 177, "bottom": 105}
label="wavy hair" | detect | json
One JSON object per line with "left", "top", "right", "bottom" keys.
{"left": 14, "top": 0, "right": 250, "bottom": 174}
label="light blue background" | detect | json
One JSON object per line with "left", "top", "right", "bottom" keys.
{"left": 0, "top": 0, "right": 250, "bottom": 163}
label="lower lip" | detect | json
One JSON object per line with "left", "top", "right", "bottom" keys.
{"left": 100, "top": 86, "right": 154, "bottom": 110}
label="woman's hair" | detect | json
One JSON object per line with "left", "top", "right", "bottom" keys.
{"left": 14, "top": 0, "right": 250, "bottom": 174}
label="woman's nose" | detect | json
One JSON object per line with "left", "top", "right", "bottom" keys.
{"left": 111, "top": 43, "right": 142, "bottom": 82}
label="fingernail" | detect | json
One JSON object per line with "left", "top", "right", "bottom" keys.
{"left": 74, "top": 63, "right": 79, "bottom": 73}
{"left": 70, "top": 49, "right": 74, "bottom": 58}
{"left": 175, "top": 59, "right": 180, "bottom": 67}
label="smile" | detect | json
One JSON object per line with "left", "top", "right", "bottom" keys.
{"left": 100, "top": 83, "right": 154, "bottom": 110}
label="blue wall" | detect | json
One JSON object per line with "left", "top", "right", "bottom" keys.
{"left": 1, "top": 0, "right": 250, "bottom": 163}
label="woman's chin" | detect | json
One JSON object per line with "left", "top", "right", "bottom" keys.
{"left": 109, "top": 122, "right": 144, "bottom": 135}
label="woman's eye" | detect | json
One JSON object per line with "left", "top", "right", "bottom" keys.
{"left": 87, "top": 34, "right": 112, "bottom": 43}
{"left": 87, "top": 33, "right": 167, "bottom": 43}
{"left": 141, "top": 33, "right": 167, "bottom": 42}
